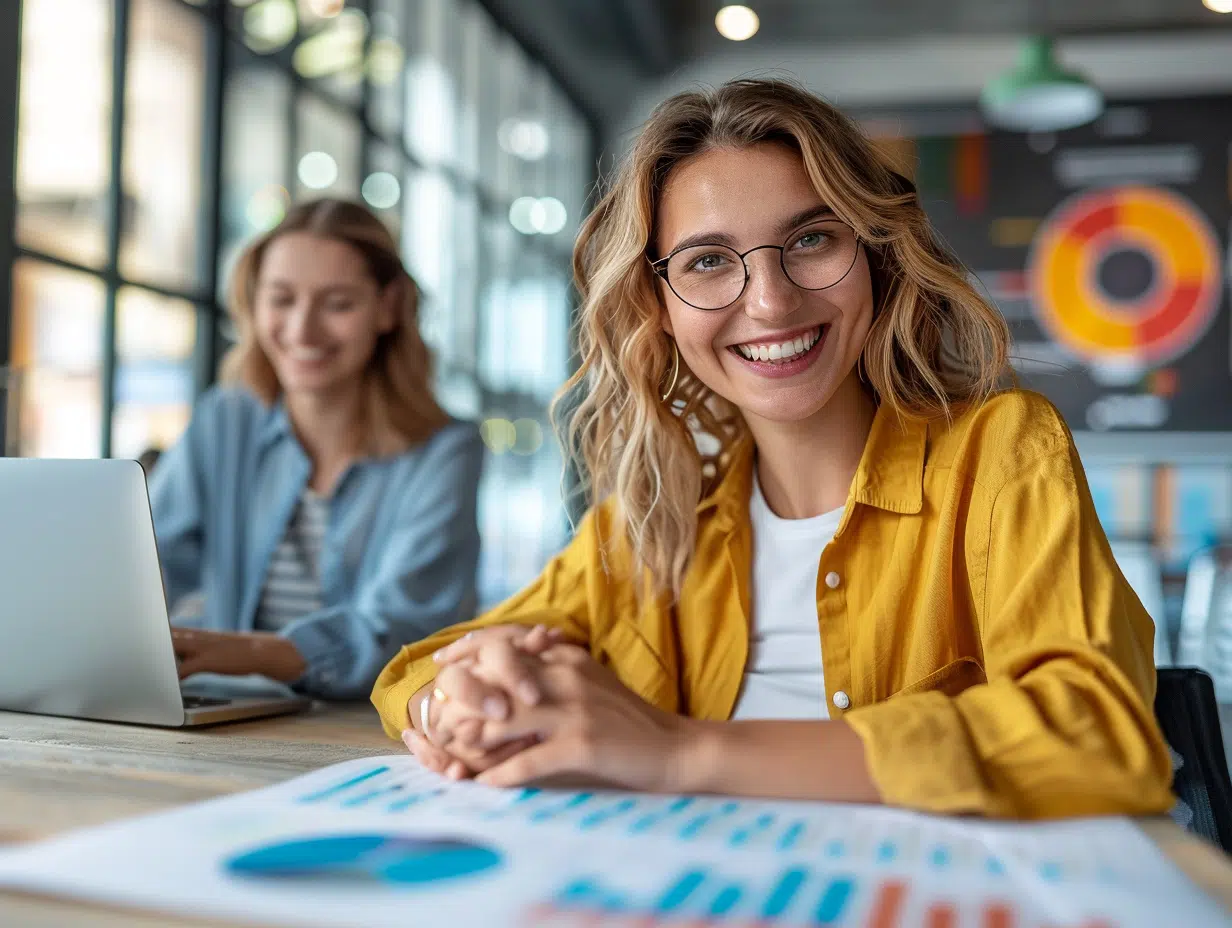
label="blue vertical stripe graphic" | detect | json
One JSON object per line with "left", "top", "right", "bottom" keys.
{"left": 814, "top": 877, "right": 855, "bottom": 925}
{"left": 760, "top": 868, "right": 807, "bottom": 918}
{"left": 579, "top": 798, "right": 638, "bottom": 830}
{"left": 297, "top": 766, "right": 389, "bottom": 802}
{"left": 776, "top": 821, "right": 806, "bottom": 851}
{"left": 708, "top": 884, "right": 743, "bottom": 916}
{"left": 656, "top": 871, "right": 707, "bottom": 913}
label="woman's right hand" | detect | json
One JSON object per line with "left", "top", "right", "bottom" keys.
{"left": 404, "top": 624, "right": 565, "bottom": 777}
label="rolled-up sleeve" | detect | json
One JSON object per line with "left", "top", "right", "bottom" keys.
{"left": 281, "top": 424, "right": 486, "bottom": 699}
{"left": 370, "top": 509, "right": 602, "bottom": 738}
{"left": 846, "top": 445, "right": 1175, "bottom": 818}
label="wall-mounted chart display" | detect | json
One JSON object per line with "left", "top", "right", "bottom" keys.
{"left": 878, "top": 97, "right": 1232, "bottom": 432}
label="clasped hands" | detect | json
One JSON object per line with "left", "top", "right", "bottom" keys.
{"left": 402, "top": 625, "right": 697, "bottom": 792}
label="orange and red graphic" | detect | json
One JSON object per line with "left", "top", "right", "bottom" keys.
{"left": 1027, "top": 186, "right": 1222, "bottom": 367}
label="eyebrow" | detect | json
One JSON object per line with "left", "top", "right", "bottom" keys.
{"left": 663, "top": 204, "right": 836, "bottom": 256}
{"left": 259, "top": 280, "right": 362, "bottom": 296}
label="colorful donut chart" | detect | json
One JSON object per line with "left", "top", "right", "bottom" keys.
{"left": 1027, "top": 186, "right": 1222, "bottom": 366}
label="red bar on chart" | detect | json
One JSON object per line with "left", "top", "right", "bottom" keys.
{"left": 923, "top": 901, "right": 957, "bottom": 928}
{"left": 866, "top": 880, "right": 907, "bottom": 928}
{"left": 982, "top": 902, "right": 1013, "bottom": 928}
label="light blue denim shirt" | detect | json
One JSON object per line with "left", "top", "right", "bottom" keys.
{"left": 148, "top": 386, "right": 483, "bottom": 699}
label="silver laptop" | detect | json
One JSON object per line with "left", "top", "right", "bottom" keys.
{"left": 0, "top": 458, "right": 310, "bottom": 727}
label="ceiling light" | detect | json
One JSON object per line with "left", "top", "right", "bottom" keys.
{"left": 980, "top": 36, "right": 1103, "bottom": 132}
{"left": 537, "top": 197, "right": 567, "bottom": 235}
{"left": 361, "top": 172, "right": 401, "bottom": 210}
{"left": 715, "top": 5, "right": 759, "bottom": 41}
{"left": 297, "top": 151, "right": 338, "bottom": 190}
{"left": 508, "top": 196, "right": 543, "bottom": 235}
{"left": 245, "top": 184, "right": 290, "bottom": 230}
{"left": 242, "top": 0, "right": 297, "bottom": 54}
{"left": 305, "top": 0, "right": 345, "bottom": 17}
{"left": 1203, "top": 0, "right": 1232, "bottom": 12}
{"left": 498, "top": 118, "right": 550, "bottom": 161}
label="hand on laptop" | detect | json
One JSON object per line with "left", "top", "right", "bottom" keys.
{"left": 172, "top": 628, "right": 307, "bottom": 683}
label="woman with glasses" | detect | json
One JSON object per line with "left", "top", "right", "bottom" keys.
{"left": 150, "top": 199, "right": 483, "bottom": 698}
{"left": 374, "top": 80, "right": 1173, "bottom": 818}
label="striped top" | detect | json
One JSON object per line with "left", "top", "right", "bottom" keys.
{"left": 255, "top": 490, "right": 329, "bottom": 631}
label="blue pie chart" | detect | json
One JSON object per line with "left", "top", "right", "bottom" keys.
{"left": 226, "top": 834, "right": 503, "bottom": 886}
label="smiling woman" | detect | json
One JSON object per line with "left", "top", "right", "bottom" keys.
{"left": 148, "top": 200, "right": 485, "bottom": 699}
{"left": 371, "top": 79, "right": 1174, "bottom": 822}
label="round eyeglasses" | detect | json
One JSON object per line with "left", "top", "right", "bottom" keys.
{"left": 650, "top": 219, "right": 860, "bottom": 311}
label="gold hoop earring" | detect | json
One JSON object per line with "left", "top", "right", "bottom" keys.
{"left": 659, "top": 340, "right": 680, "bottom": 402}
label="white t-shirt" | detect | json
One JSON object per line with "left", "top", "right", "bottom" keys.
{"left": 730, "top": 471, "right": 842, "bottom": 721}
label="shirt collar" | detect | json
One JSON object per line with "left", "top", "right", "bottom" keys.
{"left": 257, "top": 399, "right": 294, "bottom": 452}
{"left": 697, "top": 403, "right": 927, "bottom": 529}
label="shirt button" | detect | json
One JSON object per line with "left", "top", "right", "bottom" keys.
{"left": 832, "top": 690, "right": 851, "bottom": 710}
{"left": 824, "top": 571, "right": 841, "bottom": 589}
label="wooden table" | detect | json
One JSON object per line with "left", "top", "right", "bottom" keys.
{"left": 2, "top": 705, "right": 1232, "bottom": 926}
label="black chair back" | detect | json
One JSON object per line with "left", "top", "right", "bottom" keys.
{"left": 1155, "top": 667, "right": 1232, "bottom": 851}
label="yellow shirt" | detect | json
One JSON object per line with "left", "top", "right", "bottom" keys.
{"left": 372, "top": 390, "right": 1174, "bottom": 819}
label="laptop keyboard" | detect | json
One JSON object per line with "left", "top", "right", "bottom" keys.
{"left": 181, "top": 694, "right": 232, "bottom": 709}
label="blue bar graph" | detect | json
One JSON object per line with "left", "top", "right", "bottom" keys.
{"left": 629, "top": 796, "right": 694, "bottom": 834}
{"left": 549, "top": 866, "right": 863, "bottom": 924}
{"left": 876, "top": 841, "right": 897, "bottom": 863}
{"left": 388, "top": 788, "right": 444, "bottom": 812}
{"left": 760, "top": 867, "right": 807, "bottom": 918}
{"left": 579, "top": 798, "right": 637, "bottom": 830}
{"left": 530, "top": 792, "right": 593, "bottom": 822}
{"left": 656, "top": 870, "right": 707, "bottom": 913}
{"left": 729, "top": 812, "right": 776, "bottom": 847}
{"left": 708, "top": 884, "right": 744, "bottom": 916}
{"left": 297, "top": 766, "right": 389, "bottom": 803}
{"left": 680, "top": 814, "right": 712, "bottom": 840}
{"left": 824, "top": 839, "right": 846, "bottom": 859}
{"left": 929, "top": 846, "right": 951, "bottom": 869}
{"left": 814, "top": 877, "right": 855, "bottom": 925}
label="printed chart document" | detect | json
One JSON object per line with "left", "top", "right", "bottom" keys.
{"left": 0, "top": 755, "right": 1224, "bottom": 927}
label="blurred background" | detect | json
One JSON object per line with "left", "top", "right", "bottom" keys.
{"left": 1, "top": 0, "right": 1232, "bottom": 687}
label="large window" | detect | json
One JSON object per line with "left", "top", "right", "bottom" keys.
{"left": 6, "top": 0, "right": 594, "bottom": 606}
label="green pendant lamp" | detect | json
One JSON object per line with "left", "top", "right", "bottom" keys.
{"left": 980, "top": 35, "right": 1103, "bottom": 132}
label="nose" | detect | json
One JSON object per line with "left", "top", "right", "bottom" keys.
{"left": 283, "top": 304, "right": 323, "bottom": 343}
{"left": 740, "top": 246, "right": 802, "bottom": 323}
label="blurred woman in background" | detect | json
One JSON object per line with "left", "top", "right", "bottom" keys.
{"left": 151, "top": 199, "right": 483, "bottom": 699}
{"left": 373, "top": 80, "right": 1173, "bottom": 819}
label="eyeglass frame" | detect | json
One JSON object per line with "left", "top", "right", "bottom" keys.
{"left": 648, "top": 221, "right": 862, "bottom": 311}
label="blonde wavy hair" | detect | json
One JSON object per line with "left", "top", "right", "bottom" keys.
{"left": 220, "top": 198, "right": 448, "bottom": 455}
{"left": 557, "top": 78, "right": 1011, "bottom": 597}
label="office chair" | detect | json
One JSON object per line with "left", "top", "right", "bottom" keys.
{"left": 1154, "top": 667, "right": 1232, "bottom": 852}
{"left": 1177, "top": 546, "right": 1232, "bottom": 700}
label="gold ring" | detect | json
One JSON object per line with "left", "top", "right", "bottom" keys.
{"left": 432, "top": 686, "right": 449, "bottom": 704}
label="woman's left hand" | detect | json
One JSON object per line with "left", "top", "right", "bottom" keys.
{"left": 451, "top": 644, "right": 698, "bottom": 792}
{"left": 172, "top": 629, "right": 306, "bottom": 682}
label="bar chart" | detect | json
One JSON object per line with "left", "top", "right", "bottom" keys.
{"left": 291, "top": 763, "right": 1131, "bottom": 892}
{"left": 527, "top": 866, "right": 1119, "bottom": 927}
{"left": 0, "top": 756, "right": 1221, "bottom": 928}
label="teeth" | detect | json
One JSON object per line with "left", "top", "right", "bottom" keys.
{"left": 289, "top": 349, "right": 327, "bottom": 361}
{"left": 735, "top": 326, "right": 822, "bottom": 364}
